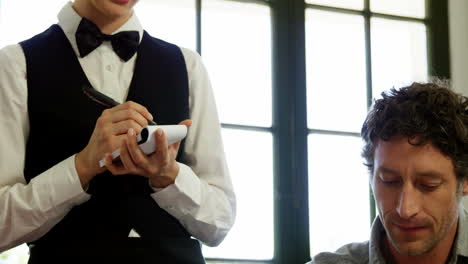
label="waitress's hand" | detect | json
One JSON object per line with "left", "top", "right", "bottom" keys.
{"left": 104, "top": 120, "right": 192, "bottom": 188}
{"left": 75, "top": 101, "right": 153, "bottom": 187}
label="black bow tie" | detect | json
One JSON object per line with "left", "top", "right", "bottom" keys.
{"left": 75, "top": 18, "right": 140, "bottom": 62}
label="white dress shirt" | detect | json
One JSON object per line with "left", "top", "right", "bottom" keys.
{"left": 0, "top": 2, "right": 235, "bottom": 251}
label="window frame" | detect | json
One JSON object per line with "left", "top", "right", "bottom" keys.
{"left": 204, "top": 0, "right": 449, "bottom": 263}
{"left": 0, "top": 0, "right": 450, "bottom": 263}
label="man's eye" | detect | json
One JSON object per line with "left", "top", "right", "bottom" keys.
{"left": 420, "top": 183, "right": 441, "bottom": 192}
{"left": 380, "top": 178, "right": 399, "bottom": 185}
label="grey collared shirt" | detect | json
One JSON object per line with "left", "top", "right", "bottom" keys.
{"left": 309, "top": 207, "right": 468, "bottom": 264}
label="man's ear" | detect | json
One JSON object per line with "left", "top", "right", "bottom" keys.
{"left": 463, "top": 178, "right": 468, "bottom": 196}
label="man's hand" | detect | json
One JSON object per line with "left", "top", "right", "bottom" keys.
{"left": 104, "top": 120, "right": 192, "bottom": 188}
{"left": 75, "top": 101, "right": 154, "bottom": 187}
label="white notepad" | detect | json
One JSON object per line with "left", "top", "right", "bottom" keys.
{"left": 99, "top": 125, "right": 187, "bottom": 168}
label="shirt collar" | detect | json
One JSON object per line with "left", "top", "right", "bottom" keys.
{"left": 368, "top": 216, "right": 387, "bottom": 264}
{"left": 369, "top": 207, "right": 468, "bottom": 264}
{"left": 57, "top": 1, "right": 144, "bottom": 47}
{"left": 455, "top": 206, "right": 468, "bottom": 258}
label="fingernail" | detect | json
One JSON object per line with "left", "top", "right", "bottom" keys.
{"left": 148, "top": 113, "right": 154, "bottom": 120}
{"left": 128, "top": 128, "right": 135, "bottom": 136}
{"left": 157, "top": 129, "right": 163, "bottom": 136}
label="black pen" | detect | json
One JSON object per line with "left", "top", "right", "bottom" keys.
{"left": 82, "top": 84, "right": 157, "bottom": 125}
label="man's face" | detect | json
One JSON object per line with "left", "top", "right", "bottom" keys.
{"left": 371, "top": 137, "right": 467, "bottom": 256}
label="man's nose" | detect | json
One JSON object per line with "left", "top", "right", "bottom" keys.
{"left": 396, "top": 185, "right": 420, "bottom": 219}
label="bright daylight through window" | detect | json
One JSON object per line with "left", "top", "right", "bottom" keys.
{"left": 0, "top": 0, "right": 445, "bottom": 263}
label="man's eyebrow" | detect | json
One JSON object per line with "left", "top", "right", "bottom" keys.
{"left": 415, "top": 171, "right": 444, "bottom": 180}
{"left": 377, "top": 167, "right": 445, "bottom": 180}
{"left": 376, "top": 167, "right": 400, "bottom": 176}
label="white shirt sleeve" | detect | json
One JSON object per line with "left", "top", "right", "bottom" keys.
{"left": 151, "top": 47, "right": 236, "bottom": 247}
{"left": 0, "top": 45, "right": 90, "bottom": 252}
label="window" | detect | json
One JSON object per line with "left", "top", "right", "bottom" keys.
{"left": 0, "top": 0, "right": 450, "bottom": 263}
{"left": 305, "top": 0, "right": 430, "bottom": 257}
{"left": 0, "top": 0, "right": 67, "bottom": 48}
{"left": 201, "top": 0, "right": 274, "bottom": 260}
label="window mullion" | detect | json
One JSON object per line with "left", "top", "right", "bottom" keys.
{"left": 272, "top": 0, "right": 309, "bottom": 263}
{"left": 425, "top": 0, "right": 450, "bottom": 79}
{"left": 196, "top": 0, "right": 202, "bottom": 55}
{"left": 363, "top": 0, "right": 377, "bottom": 226}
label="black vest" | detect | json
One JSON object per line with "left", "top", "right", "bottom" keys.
{"left": 20, "top": 25, "right": 204, "bottom": 263}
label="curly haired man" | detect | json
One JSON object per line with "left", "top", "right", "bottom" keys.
{"left": 310, "top": 81, "right": 468, "bottom": 264}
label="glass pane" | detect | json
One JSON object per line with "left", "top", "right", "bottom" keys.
{"left": 135, "top": 0, "right": 196, "bottom": 51}
{"left": 203, "top": 129, "right": 274, "bottom": 260}
{"left": 308, "top": 134, "right": 370, "bottom": 257}
{"left": 202, "top": 0, "right": 272, "bottom": 127}
{"left": 371, "top": 0, "right": 425, "bottom": 19}
{"left": 0, "top": 0, "right": 67, "bottom": 48}
{"left": 371, "top": 18, "right": 427, "bottom": 98}
{"left": 306, "top": 0, "right": 364, "bottom": 10}
{"left": 306, "top": 10, "right": 367, "bottom": 133}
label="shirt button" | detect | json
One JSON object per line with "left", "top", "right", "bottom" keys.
{"left": 106, "top": 65, "right": 113, "bottom": 72}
